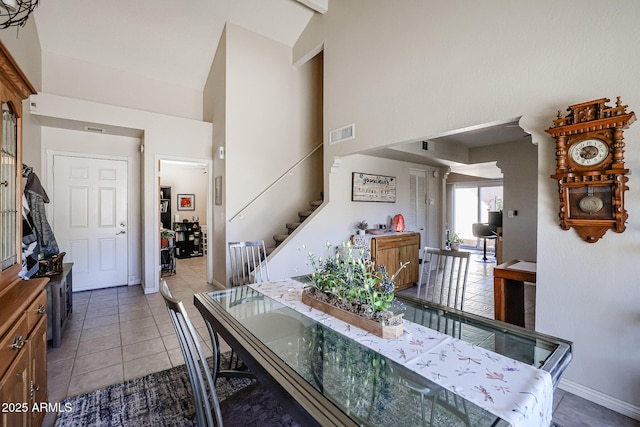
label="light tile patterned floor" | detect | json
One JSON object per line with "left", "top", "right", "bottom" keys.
{"left": 43, "top": 253, "right": 638, "bottom": 427}
{"left": 43, "top": 257, "right": 224, "bottom": 426}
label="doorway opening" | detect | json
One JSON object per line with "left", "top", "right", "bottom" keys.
{"left": 159, "top": 159, "right": 211, "bottom": 282}
{"left": 453, "top": 183, "right": 503, "bottom": 252}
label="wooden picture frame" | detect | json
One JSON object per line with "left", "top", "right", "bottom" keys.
{"left": 177, "top": 194, "right": 195, "bottom": 210}
{"left": 352, "top": 172, "right": 396, "bottom": 203}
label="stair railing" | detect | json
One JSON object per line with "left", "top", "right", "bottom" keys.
{"left": 229, "top": 142, "right": 323, "bottom": 223}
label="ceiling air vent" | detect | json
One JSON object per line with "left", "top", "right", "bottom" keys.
{"left": 329, "top": 123, "right": 355, "bottom": 144}
{"left": 85, "top": 126, "right": 105, "bottom": 133}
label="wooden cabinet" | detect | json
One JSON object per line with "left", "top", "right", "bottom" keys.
{"left": 0, "top": 273, "right": 49, "bottom": 427}
{"left": 45, "top": 263, "right": 73, "bottom": 348}
{"left": 0, "top": 40, "right": 46, "bottom": 427}
{"left": 0, "top": 341, "right": 29, "bottom": 427}
{"left": 369, "top": 232, "right": 420, "bottom": 290}
{"left": 0, "top": 41, "right": 37, "bottom": 272}
{"left": 29, "top": 318, "right": 47, "bottom": 427}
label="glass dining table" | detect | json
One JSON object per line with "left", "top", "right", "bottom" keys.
{"left": 194, "top": 278, "right": 572, "bottom": 427}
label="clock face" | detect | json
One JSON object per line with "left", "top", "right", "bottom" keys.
{"left": 568, "top": 138, "right": 609, "bottom": 167}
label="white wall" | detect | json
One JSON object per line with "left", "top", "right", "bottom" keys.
{"left": 268, "top": 154, "right": 441, "bottom": 279}
{"left": 315, "top": 0, "right": 640, "bottom": 417}
{"left": 203, "top": 27, "right": 227, "bottom": 287}
{"left": 224, "top": 23, "right": 322, "bottom": 216}
{"left": 0, "top": 21, "right": 43, "bottom": 174}
{"left": 0, "top": 19, "right": 42, "bottom": 91}
{"left": 40, "top": 127, "right": 142, "bottom": 285}
{"left": 31, "top": 93, "right": 213, "bottom": 294}
{"left": 41, "top": 51, "right": 203, "bottom": 120}
{"left": 472, "top": 140, "right": 538, "bottom": 262}
{"left": 204, "top": 23, "right": 323, "bottom": 287}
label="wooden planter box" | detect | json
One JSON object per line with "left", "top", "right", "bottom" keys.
{"left": 301, "top": 290, "right": 404, "bottom": 339}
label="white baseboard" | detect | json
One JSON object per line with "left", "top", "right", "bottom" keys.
{"left": 558, "top": 378, "right": 640, "bottom": 421}
{"left": 210, "top": 279, "right": 226, "bottom": 290}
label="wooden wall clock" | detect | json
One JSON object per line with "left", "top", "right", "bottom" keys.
{"left": 547, "top": 97, "right": 635, "bottom": 243}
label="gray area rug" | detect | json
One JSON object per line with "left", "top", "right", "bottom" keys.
{"left": 54, "top": 355, "right": 253, "bottom": 427}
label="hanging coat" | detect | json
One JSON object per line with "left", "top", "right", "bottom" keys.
{"left": 20, "top": 194, "right": 40, "bottom": 279}
{"left": 24, "top": 171, "right": 60, "bottom": 257}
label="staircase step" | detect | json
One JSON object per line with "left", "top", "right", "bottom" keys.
{"left": 286, "top": 223, "right": 301, "bottom": 233}
{"left": 266, "top": 247, "right": 276, "bottom": 256}
{"left": 298, "top": 210, "right": 314, "bottom": 221}
{"left": 309, "top": 200, "right": 323, "bottom": 209}
{"left": 273, "top": 234, "right": 289, "bottom": 247}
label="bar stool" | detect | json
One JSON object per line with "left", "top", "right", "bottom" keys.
{"left": 472, "top": 223, "right": 496, "bottom": 263}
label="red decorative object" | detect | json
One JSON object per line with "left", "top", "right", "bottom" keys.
{"left": 391, "top": 214, "right": 405, "bottom": 232}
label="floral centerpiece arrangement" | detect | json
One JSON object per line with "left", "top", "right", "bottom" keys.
{"left": 303, "top": 241, "right": 408, "bottom": 337}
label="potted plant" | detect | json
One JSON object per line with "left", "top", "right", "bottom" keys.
{"left": 355, "top": 220, "right": 368, "bottom": 235}
{"left": 447, "top": 231, "right": 464, "bottom": 250}
{"left": 160, "top": 229, "right": 175, "bottom": 248}
{"left": 302, "top": 241, "right": 408, "bottom": 338}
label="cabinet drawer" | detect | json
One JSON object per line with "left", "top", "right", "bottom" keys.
{"left": 27, "top": 290, "right": 47, "bottom": 333}
{"left": 0, "top": 314, "right": 28, "bottom": 376}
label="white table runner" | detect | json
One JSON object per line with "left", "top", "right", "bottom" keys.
{"left": 250, "top": 279, "right": 553, "bottom": 427}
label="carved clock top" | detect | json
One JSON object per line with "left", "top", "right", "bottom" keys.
{"left": 546, "top": 97, "right": 636, "bottom": 137}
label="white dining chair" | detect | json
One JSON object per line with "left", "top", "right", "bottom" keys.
{"left": 409, "top": 247, "right": 472, "bottom": 426}
{"left": 225, "top": 240, "right": 270, "bottom": 372}
{"left": 228, "top": 240, "right": 270, "bottom": 287}
{"left": 417, "top": 247, "right": 470, "bottom": 311}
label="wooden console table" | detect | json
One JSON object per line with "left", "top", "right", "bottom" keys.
{"left": 46, "top": 263, "right": 73, "bottom": 348}
{"left": 493, "top": 260, "right": 536, "bottom": 327}
{"left": 369, "top": 232, "right": 420, "bottom": 290}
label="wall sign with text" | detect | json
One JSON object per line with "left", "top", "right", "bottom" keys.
{"left": 352, "top": 172, "right": 396, "bottom": 203}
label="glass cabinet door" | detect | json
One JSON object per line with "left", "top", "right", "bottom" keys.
{"left": 1, "top": 102, "right": 18, "bottom": 270}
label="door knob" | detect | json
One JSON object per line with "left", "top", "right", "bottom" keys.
{"left": 116, "top": 230, "right": 126, "bottom": 235}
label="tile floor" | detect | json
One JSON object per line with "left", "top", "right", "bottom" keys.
{"left": 43, "top": 252, "right": 638, "bottom": 427}
{"left": 43, "top": 257, "right": 224, "bottom": 426}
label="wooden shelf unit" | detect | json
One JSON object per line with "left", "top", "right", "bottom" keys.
{"left": 160, "top": 186, "right": 172, "bottom": 229}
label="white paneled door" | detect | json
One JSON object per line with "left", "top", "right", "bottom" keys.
{"left": 409, "top": 169, "right": 428, "bottom": 258}
{"left": 53, "top": 155, "right": 128, "bottom": 291}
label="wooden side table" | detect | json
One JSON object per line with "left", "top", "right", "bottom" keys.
{"left": 46, "top": 263, "right": 73, "bottom": 348}
{"left": 493, "top": 260, "right": 536, "bottom": 327}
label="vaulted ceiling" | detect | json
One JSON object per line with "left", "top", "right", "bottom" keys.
{"left": 30, "top": 1, "right": 528, "bottom": 179}
{"left": 33, "top": 0, "right": 319, "bottom": 91}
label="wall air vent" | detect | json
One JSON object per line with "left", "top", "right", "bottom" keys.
{"left": 329, "top": 123, "right": 355, "bottom": 144}
{"left": 85, "top": 126, "right": 105, "bottom": 133}
{"left": 422, "top": 140, "right": 432, "bottom": 151}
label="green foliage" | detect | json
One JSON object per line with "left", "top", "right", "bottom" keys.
{"left": 446, "top": 231, "right": 464, "bottom": 244}
{"left": 306, "top": 241, "right": 408, "bottom": 313}
{"left": 160, "top": 229, "right": 175, "bottom": 239}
